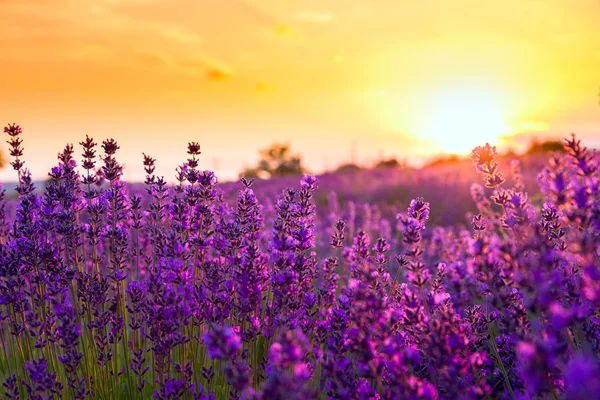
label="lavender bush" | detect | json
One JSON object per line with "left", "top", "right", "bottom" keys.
{"left": 1, "top": 123, "right": 599, "bottom": 399}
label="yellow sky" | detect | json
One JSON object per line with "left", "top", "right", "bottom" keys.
{"left": 1, "top": 0, "right": 599, "bottom": 181}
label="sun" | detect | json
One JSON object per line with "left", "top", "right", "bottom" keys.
{"left": 417, "top": 90, "right": 511, "bottom": 154}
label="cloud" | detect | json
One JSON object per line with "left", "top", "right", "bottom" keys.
{"left": 69, "top": 45, "right": 114, "bottom": 61}
{"left": 295, "top": 11, "right": 335, "bottom": 23}
{"left": 273, "top": 23, "right": 292, "bottom": 36}
{"left": 256, "top": 81, "right": 275, "bottom": 92}
{"left": 134, "top": 51, "right": 170, "bottom": 67}
{"left": 230, "top": 0, "right": 302, "bottom": 39}
{"left": 103, "top": 0, "right": 162, "bottom": 4}
{"left": 155, "top": 25, "right": 202, "bottom": 45}
{"left": 271, "top": 23, "right": 303, "bottom": 40}
{"left": 91, "top": 6, "right": 204, "bottom": 45}
{"left": 206, "top": 67, "right": 231, "bottom": 81}
{"left": 1, "top": 1, "right": 204, "bottom": 47}
{"left": 178, "top": 57, "right": 233, "bottom": 80}
{"left": 231, "top": 0, "right": 276, "bottom": 25}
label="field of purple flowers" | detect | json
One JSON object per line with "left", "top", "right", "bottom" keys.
{"left": 1, "top": 123, "right": 599, "bottom": 399}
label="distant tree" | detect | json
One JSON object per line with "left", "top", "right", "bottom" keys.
{"left": 0, "top": 149, "right": 9, "bottom": 169}
{"left": 334, "top": 162, "right": 362, "bottom": 173}
{"left": 241, "top": 143, "right": 306, "bottom": 179}
{"left": 527, "top": 139, "right": 565, "bottom": 154}
{"left": 375, "top": 158, "right": 402, "bottom": 169}
{"left": 503, "top": 148, "right": 518, "bottom": 158}
{"left": 424, "top": 154, "right": 463, "bottom": 168}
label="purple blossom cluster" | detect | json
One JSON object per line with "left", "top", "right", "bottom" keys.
{"left": 1, "top": 123, "right": 599, "bottom": 399}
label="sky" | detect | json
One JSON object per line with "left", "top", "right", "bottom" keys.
{"left": 1, "top": 0, "right": 599, "bottom": 182}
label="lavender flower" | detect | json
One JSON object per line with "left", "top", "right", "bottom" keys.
{"left": 203, "top": 324, "right": 242, "bottom": 360}
{"left": 0, "top": 124, "right": 597, "bottom": 400}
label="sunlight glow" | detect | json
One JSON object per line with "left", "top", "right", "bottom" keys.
{"left": 416, "top": 90, "right": 511, "bottom": 154}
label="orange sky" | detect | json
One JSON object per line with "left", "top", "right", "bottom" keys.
{"left": 1, "top": 0, "right": 599, "bottom": 182}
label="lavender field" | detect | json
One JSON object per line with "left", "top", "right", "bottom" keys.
{"left": 1, "top": 123, "right": 599, "bottom": 399}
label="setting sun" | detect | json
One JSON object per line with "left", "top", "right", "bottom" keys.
{"left": 416, "top": 90, "right": 511, "bottom": 154}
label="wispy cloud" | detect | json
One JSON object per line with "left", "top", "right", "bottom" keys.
{"left": 178, "top": 57, "right": 233, "bottom": 80}
{"left": 205, "top": 68, "right": 230, "bottom": 81}
{"left": 1, "top": 1, "right": 204, "bottom": 47}
{"left": 155, "top": 25, "right": 202, "bottom": 44}
{"left": 69, "top": 45, "right": 114, "bottom": 61}
{"left": 89, "top": 5, "right": 204, "bottom": 45}
{"left": 295, "top": 11, "right": 335, "bottom": 23}
{"left": 102, "top": 0, "right": 162, "bottom": 4}
{"left": 134, "top": 51, "right": 171, "bottom": 67}
{"left": 256, "top": 81, "right": 275, "bottom": 92}
{"left": 231, "top": 0, "right": 302, "bottom": 39}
